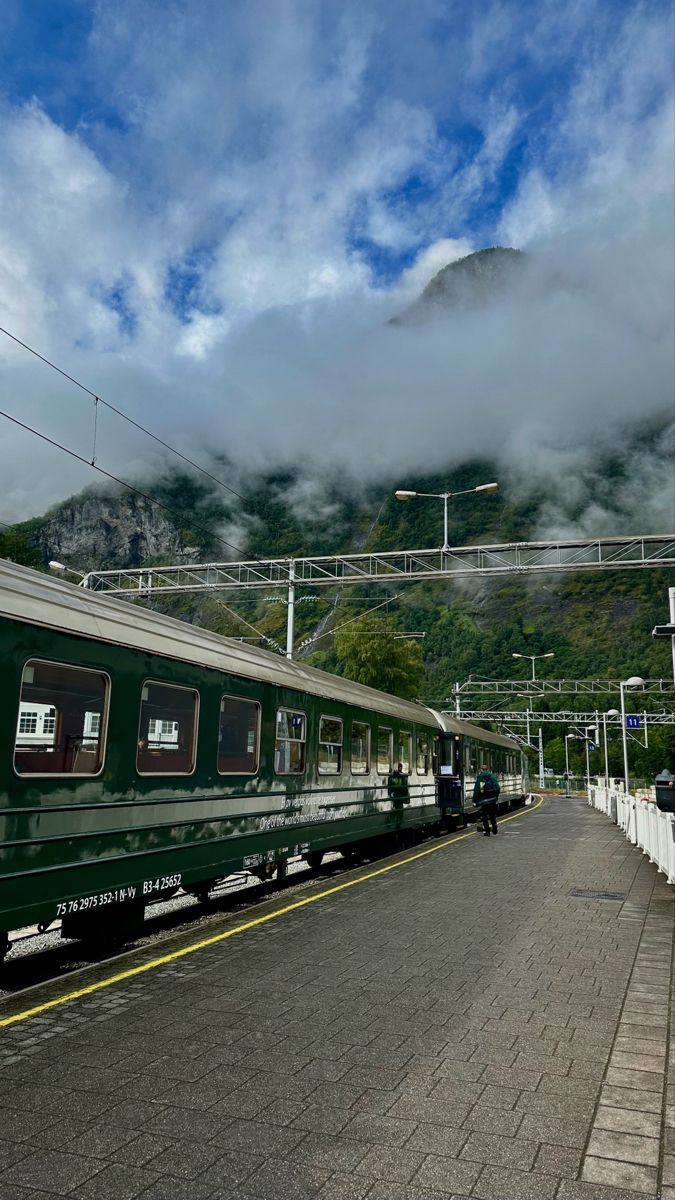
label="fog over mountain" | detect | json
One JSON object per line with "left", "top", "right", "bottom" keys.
{"left": 0, "top": 0, "right": 672, "bottom": 535}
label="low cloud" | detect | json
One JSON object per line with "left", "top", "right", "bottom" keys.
{"left": 0, "top": 0, "right": 672, "bottom": 538}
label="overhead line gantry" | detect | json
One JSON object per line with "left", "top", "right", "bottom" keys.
{"left": 81, "top": 533, "right": 675, "bottom": 659}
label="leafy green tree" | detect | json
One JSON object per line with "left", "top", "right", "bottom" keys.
{"left": 335, "top": 616, "right": 425, "bottom": 700}
{"left": 0, "top": 528, "right": 41, "bottom": 568}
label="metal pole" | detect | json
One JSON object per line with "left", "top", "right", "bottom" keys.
{"left": 442, "top": 495, "right": 449, "bottom": 552}
{"left": 670, "top": 587, "right": 675, "bottom": 685}
{"left": 644, "top": 711, "right": 648, "bottom": 749}
{"left": 538, "top": 727, "right": 544, "bottom": 789}
{"left": 585, "top": 737, "right": 590, "bottom": 788}
{"left": 603, "top": 712, "right": 609, "bottom": 787}
{"left": 286, "top": 560, "right": 295, "bottom": 660}
{"left": 565, "top": 737, "right": 571, "bottom": 797}
{"left": 526, "top": 706, "right": 530, "bottom": 747}
{"left": 531, "top": 657, "right": 536, "bottom": 681}
{"left": 455, "top": 683, "right": 461, "bottom": 716}
{"left": 620, "top": 681, "right": 630, "bottom": 794}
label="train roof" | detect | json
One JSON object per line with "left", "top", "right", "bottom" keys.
{"left": 436, "top": 713, "right": 521, "bottom": 751}
{"left": 0, "top": 559, "right": 520, "bottom": 751}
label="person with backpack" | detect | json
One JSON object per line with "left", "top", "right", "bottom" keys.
{"left": 473, "top": 764, "right": 500, "bottom": 836}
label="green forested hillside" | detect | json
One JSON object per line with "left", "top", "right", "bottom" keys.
{"left": 2, "top": 451, "right": 673, "bottom": 777}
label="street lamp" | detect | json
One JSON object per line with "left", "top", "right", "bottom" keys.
{"left": 564, "top": 734, "right": 576, "bottom": 794}
{"left": 584, "top": 729, "right": 595, "bottom": 788}
{"left": 602, "top": 708, "right": 619, "bottom": 787}
{"left": 564, "top": 733, "right": 587, "bottom": 796}
{"left": 512, "top": 651, "right": 555, "bottom": 681}
{"left": 48, "top": 560, "right": 89, "bottom": 586}
{"left": 394, "top": 482, "right": 498, "bottom": 552}
{"left": 619, "top": 676, "right": 645, "bottom": 794}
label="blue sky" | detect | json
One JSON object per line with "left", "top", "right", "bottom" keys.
{"left": 0, "top": 0, "right": 672, "bottom": 522}
{"left": 2, "top": 0, "right": 671, "bottom": 301}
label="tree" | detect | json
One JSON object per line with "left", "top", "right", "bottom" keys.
{"left": 0, "top": 528, "right": 41, "bottom": 569}
{"left": 334, "top": 616, "right": 425, "bottom": 700}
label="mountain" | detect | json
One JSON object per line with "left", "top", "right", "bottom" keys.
{"left": 392, "top": 246, "right": 526, "bottom": 324}
{"left": 1, "top": 246, "right": 673, "bottom": 777}
{"left": 3, "top": 455, "right": 673, "bottom": 777}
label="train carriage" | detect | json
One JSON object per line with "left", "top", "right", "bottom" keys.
{"left": 0, "top": 559, "right": 528, "bottom": 960}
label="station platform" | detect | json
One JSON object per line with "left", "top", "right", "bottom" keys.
{"left": 1, "top": 795, "right": 674, "bottom": 1200}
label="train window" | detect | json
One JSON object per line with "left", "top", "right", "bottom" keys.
{"left": 416, "top": 733, "right": 430, "bottom": 774}
{"left": 318, "top": 716, "right": 343, "bottom": 775}
{"left": 377, "top": 727, "right": 393, "bottom": 774}
{"left": 398, "top": 731, "right": 412, "bottom": 775}
{"left": 137, "top": 681, "right": 198, "bottom": 775}
{"left": 218, "top": 696, "right": 260, "bottom": 775}
{"left": 351, "top": 721, "right": 371, "bottom": 774}
{"left": 14, "top": 660, "right": 109, "bottom": 777}
{"left": 432, "top": 736, "right": 439, "bottom": 774}
{"left": 275, "top": 709, "right": 306, "bottom": 774}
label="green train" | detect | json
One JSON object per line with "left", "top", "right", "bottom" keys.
{"left": 0, "top": 559, "right": 528, "bottom": 960}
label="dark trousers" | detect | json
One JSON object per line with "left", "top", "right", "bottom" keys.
{"left": 480, "top": 799, "right": 498, "bottom": 834}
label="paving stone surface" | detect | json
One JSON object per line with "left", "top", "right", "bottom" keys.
{"left": 1, "top": 795, "right": 674, "bottom": 1199}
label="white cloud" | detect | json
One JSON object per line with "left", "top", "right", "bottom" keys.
{"left": 0, "top": 0, "right": 671, "bottom": 538}
{"left": 396, "top": 238, "right": 475, "bottom": 299}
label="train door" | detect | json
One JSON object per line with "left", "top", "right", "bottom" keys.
{"left": 435, "top": 733, "right": 463, "bottom": 822}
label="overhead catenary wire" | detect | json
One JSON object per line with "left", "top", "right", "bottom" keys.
{"left": 210, "top": 595, "right": 282, "bottom": 654}
{"left": 0, "top": 323, "right": 248, "bottom": 505}
{"left": 300, "top": 593, "right": 400, "bottom": 650}
{"left": 0, "top": 406, "right": 259, "bottom": 564}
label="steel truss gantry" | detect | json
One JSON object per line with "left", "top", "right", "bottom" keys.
{"left": 81, "top": 533, "right": 675, "bottom": 659}
{"left": 453, "top": 710, "right": 675, "bottom": 725}
{"left": 451, "top": 678, "right": 675, "bottom": 700}
{"left": 84, "top": 534, "right": 675, "bottom": 596}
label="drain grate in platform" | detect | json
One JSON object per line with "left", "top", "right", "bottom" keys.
{"left": 569, "top": 887, "right": 626, "bottom": 901}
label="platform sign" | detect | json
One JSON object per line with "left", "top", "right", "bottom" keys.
{"left": 626, "top": 715, "right": 641, "bottom": 730}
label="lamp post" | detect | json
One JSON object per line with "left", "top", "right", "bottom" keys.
{"left": 394, "top": 482, "right": 498, "bottom": 552}
{"left": 619, "top": 676, "right": 646, "bottom": 794}
{"left": 603, "top": 708, "right": 619, "bottom": 787}
{"left": 512, "top": 651, "right": 555, "bottom": 681}
{"left": 564, "top": 733, "right": 582, "bottom": 797}
{"left": 565, "top": 734, "right": 572, "bottom": 791}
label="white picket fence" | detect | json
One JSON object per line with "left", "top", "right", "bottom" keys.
{"left": 588, "top": 784, "right": 675, "bottom": 884}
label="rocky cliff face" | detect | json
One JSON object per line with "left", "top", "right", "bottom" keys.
{"left": 36, "top": 489, "right": 188, "bottom": 569}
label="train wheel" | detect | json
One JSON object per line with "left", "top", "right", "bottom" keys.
{"left": 187, "top": 879, "right": 217, "bottom": 901}
{"left": 342, "top": 847, "right": 365, "bottom": 866}
{"left": 276, "top": 859, "right": 288, "bottom": 882}
{"left": 306, "top": 851, "right": 324, "bottom": 872}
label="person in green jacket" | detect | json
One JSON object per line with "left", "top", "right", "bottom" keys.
{"left": 388, "top": 762, "right": 410, "bottom": 807}
{"left": 473, "top": 764, "right": 500, "bottom": 837}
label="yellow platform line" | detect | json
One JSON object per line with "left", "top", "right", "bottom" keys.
{"left": 0, "top": 796, "right": 545, "bottom": 1030}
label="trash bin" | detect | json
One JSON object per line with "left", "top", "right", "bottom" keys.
{"left": 655, "top": 769, "right": 675, "bottom": 812}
